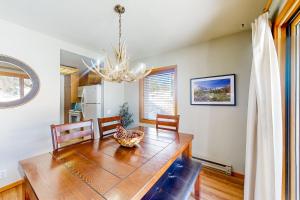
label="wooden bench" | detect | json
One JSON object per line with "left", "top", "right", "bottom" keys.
{"left": 142, "top": 157, "right": 202, "bottom": 200}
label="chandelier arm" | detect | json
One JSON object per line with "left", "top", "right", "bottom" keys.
{"left": 129, "top": 69, "right": 152, "bottom": 81}
{"left": 91, "top": 60, "right": 101, "bottom": 72}
{"left": 82, "top": 59, "right": 112, "bottom": 81}
{"left": 143, "top": 69, "right": 152, "bottom": 77}
{"left": 90, "top": 59, "right": 96, "bottom": 68}
{"left": 106, "top": 56, "right": 114, "bottom": 70}
{"left": 81, "top": 59, "right": 99, "bottom": 74}
{"left": 97, "top": 71, "right": 113, "bottom": 81}
{"left": 121, "top": 41, "right": 127, "bottom": 62}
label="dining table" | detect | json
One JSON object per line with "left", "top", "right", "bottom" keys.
{"left": 19, "top": 126, "right": 194, "bottom": 200}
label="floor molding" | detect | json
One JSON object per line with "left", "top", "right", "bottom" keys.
{"left": 202, "top": 165, "right": 245, "bottom": 180}
{"left": 232, "top": 172, "right": 245, "bottom": 179}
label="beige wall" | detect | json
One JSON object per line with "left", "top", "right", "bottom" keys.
{"left": 125, "top": 31, "right": 252, "bottom": 173}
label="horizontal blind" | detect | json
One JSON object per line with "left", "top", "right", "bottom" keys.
{"left": 144, "top": 69, "right": 175, "bottom": 120}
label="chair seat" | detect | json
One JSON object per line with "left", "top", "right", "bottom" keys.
{"left": 142, "top": 157, "right": 202, "bottom": 200}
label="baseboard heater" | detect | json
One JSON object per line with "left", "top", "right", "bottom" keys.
{"left": 192, "top": 156, "right": 232, "bottom": 175}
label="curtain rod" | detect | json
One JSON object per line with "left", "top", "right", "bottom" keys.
{"left": 263, "top": 0, "right": 273, "bottom": 13}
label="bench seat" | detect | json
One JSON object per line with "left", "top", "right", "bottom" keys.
{"left": 142, "top": 157, "right": 202, "bottom": 200}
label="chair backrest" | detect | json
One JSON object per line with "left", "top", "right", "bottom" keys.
{"left": 98, "top": 116, "right": 122, "bottom": 138}
{"left": 50, "top": 119, "right": 94, "bottom": 151}
{"left": 156, "top": 114, "right": 180, "bottom": 132}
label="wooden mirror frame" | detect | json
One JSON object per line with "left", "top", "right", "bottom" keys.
{"left": 0, "top": 55, "right": 40, "bottom": 108}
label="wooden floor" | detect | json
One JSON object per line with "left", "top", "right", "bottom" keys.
{"left": 0, "top": 168, "right": 244, "bottom": 200}
{"left": 190, "top": 167, "right": 244, "bottom": 200}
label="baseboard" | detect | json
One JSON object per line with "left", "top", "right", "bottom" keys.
{"left": 192, "top": 156, "right": 245, "bottom": 179}
{"left": 0, "top": 179, "right": 24, "bottom": 193}
{"left": 192, "top": 156, "right": 232, "bottom": 175}
{"left": 232, "top": 172, "right": 245, "bottom": 179}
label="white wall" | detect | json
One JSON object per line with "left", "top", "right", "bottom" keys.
{"left": 0, "top": 19, "right": 101, "bottom": 187}
{"left": 125, "top": 31, "right": 252, "bottom": 173}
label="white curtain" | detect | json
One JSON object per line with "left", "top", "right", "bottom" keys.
{"left": 244, "top": 13, "right": 282, "bottom": 200}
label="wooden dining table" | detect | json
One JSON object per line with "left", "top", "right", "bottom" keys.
{"left": 19, "top": 126, "right": 194, "bottom": 200}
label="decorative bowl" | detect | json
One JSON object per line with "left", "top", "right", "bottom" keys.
{"left": 113, "top": 127, "right": 144, "bottom": 147}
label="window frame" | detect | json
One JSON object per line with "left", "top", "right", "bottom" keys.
{"left": 293, "top": 15, "right": 300, "bottom": 200}
{"left": 274, "top": 1, "right": 300, "bottom": 199}
{"left": 139, "top": 65, "right": 178, "bottom": 124}
{"left": 0, "top": 71, "right": 30, "bottom": 99}
{"left": 288, "top": 12, "right": 300, "bottom": 200}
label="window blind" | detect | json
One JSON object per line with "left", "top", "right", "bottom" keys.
{"left": 143, "top": 69, "right": 176, "bottom": 120}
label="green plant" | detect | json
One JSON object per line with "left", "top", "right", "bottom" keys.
{"left": 119, "top": 102, "right": 134, "bottom": 128}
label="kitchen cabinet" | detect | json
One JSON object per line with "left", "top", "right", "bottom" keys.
{"left": 70, "top": 73, "right": 79, "bottom": 103}
{"left": 79, "top": 71, "right": 101, "bottom": 86}
{"left": 64, "top": 73, "right": 79, "bottom": 123}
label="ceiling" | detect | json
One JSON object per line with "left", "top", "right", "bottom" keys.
{"left": 0, "top": 0, "right": 265, "bottom": 60}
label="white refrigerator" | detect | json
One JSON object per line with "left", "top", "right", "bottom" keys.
{"left": 79, "top": 85, "right": 103, "bottom": 139}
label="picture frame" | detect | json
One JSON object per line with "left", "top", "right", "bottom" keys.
{"left": 190, "top": 74, "right": 236, "bottom": 106}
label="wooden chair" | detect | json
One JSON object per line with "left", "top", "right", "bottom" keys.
{"left": 156, "top": 114, "right": 180, "bottom": 132}
{"left": 98, "top": 116, "right": 122, "bottom": 138}
{"left": 50, "top": 119, "right": 94, "bottom": 151}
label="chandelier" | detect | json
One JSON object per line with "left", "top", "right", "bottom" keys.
{"left": 82, "top": 4, "right": 151, "bottom": 83}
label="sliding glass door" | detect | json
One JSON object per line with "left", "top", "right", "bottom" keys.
{"left": 287, "top": 11, "right": 300, "bottom": 200}
{"left": 295, "top": 17, "right": 300, "bottom": 200}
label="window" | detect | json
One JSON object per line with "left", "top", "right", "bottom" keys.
{"left": 139, "top": 66, "right": 177, "bottom": 123}
{"left": 0, "top": 71, "right": 32, "bottom": 102}
{"left": 289, "top": 12, "right": 300, "bottom": 200}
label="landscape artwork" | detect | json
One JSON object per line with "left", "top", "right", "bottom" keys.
{"left": 190, "top": 74, "right": 236, "bottom": 105}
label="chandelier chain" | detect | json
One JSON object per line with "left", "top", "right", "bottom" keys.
{"left": 119, "top": 12, "right": 122, "bottom": 52}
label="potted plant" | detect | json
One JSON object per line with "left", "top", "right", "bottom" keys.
{"left": 119, "top": 102, "right": 134, "bottom": 128}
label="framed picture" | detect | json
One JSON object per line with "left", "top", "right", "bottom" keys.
{"left": 190, "top": 74, "right": 236, "bottom": 106}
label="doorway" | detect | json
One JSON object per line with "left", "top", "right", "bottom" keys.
{"left": 59, "top": 49, "right": 103, "bottom": 127}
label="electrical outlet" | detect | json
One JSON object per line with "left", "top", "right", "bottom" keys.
{"left": 0, "top": 169, "right": 7, "bottom": 179}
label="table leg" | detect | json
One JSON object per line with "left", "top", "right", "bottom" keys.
{"left": 194, "top": 174, "right": 201, "bottom": 200}
{"left": 24, "top": 178, "right": 38, "bottom": 200}
{"left": 182, "top": 141, "right": 192, "bottom": 158}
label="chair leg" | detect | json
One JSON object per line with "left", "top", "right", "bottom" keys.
{"left": 194, "top": 173, "right": 201, "bottom": 200}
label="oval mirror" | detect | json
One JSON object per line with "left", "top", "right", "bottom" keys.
{"left": 0, "top": 55, "right": 39, "bottom": 108}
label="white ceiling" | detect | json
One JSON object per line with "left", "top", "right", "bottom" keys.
{"left": 0, "top": 0, "right": 265, "bottom": 60}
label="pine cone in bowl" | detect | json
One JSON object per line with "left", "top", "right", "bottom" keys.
{"left": 114, "top": 126, "right": 144, "bottom": 147}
